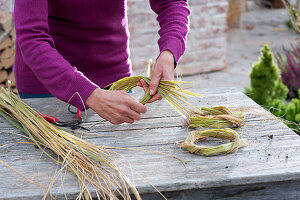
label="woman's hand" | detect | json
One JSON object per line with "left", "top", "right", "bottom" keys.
{"left": 137, "top": 50, "right": 175, "bottom": 103}
{"left": 86, "top": 88, "right": 147, "bottom": 124}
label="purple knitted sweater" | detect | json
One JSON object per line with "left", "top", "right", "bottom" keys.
{"left": 14, "top": 0, "right": 190, "bottom": 110}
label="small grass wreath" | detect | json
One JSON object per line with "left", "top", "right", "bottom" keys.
{"left": 186, "top": 106, "right": 245, "bottom": 128}
{"left": 177, "top": 128, "right": 246, "bottom": 156}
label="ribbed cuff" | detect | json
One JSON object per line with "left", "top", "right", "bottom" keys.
{"left": 158, "top": 36, "right": 184, "bottom": 67}
{"left": 66, "top": 73, "right": 99, "bottom": 111}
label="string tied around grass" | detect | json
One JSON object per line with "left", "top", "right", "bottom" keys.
{"left": 177, "top": 128, "right": 246, "bottom": 156}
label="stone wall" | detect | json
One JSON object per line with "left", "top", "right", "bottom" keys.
{"left": 0, "top": 0, "right": 13, "bottom": 12}
{"left": 128, "top": 0, "right": 229, "bottom": 76}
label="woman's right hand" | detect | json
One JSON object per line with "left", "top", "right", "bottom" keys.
{"left": 86, "top": 88, "right": 147, "bottom": 124}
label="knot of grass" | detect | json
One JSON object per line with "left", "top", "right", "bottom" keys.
{"left": 109, "top": 76, "right": 151, "bottom": 105}
{"left": 109, "top": 76, "right": 202, "bottom": 118}
{"left": 177, "top": 128, "right": 246, "bottom": 156}
{"left": 186, "top": 106, "right": 245, "bottom": 128}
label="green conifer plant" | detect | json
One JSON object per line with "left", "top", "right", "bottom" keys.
{"left": 245, "top": 44, "right": 288, "bottom": 106}
{"left": 245, "top": 44, "right": 300, "bottom": 133}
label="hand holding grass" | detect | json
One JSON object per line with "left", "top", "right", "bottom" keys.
{"left": 137, "top": 50, "right": 175, "bottom": 103}
{"left": 86, "top": 88, "right": 147, "bottom": 124}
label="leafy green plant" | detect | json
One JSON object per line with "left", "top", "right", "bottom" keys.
{"left": 245, "top": 44, "right": 300, "bottom": 133}
{"left": 269, "top": 93, "right": 300, "bottom": 131}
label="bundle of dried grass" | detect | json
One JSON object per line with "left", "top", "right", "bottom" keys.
{"left": 109, "top": 59, "right": 202, "bottom": 118}
{"left": 177, "top": 128, "right": 246, "bottom": 156}
{"left": 111, "top": 61, "right": 246, "bottom": 157}
{"left": 110, "top": 76, "right": 202, "bottom": 118}
{"left": 0, "top": 87, "right": 140, "bottom": 200}
{"left": 186, "top": 106, "right": 245, "bottom": 128}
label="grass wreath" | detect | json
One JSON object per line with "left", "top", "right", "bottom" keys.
{"left": 177, "top": 128, "right": 246, "bottom": 156}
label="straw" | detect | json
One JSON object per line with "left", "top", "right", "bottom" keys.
{"left": 186, "top": 106, "right": 245, "bottom": 128}
{"left": 177, "top": 128, "right": 246, "bottom": 156}
{"left": 0, "top": 87, "right": 141, "bottom": 200}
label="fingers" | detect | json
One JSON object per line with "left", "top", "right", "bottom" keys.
{"left": 147, "top": 93, "right": 162, "bottom": 104}
{"left": 129, "top": 98, "right": 147, "bottom": 114}
{"left": 102, "top": 104, "right": 142, "bottom": 124}
{"left": 137, "top": 79, "right": 148, "bottom": 93}
{"left": 107, "top": 113, "right": 135, "bottom": 124}
{"left": 111, "top": 97, "right": 146, "bottom": 124}
{"left": 112, "top": 115, "right": 135, "bottom": 124}
{"left": 86, "top": 89, "right": 147, "bottom": 125}
{"left": 149, "top": 70, "right": 162, "bottom": 96}
{"left": 149, "top": 50, "right": 174, "bottom": 96}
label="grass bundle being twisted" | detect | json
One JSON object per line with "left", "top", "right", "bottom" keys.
{"left": 177, "top": 128, "right": 246, "bottom": 156}
{"left": 0, "top": 87, "right": 140, "bottom": 200}
{"left": 110, "top": 76, "right": 202, "bottom": 118}
{"left": 109, "top": 59, "right": 202, "bottom": 117}
{"left": 110, "top": 61, "right": 246, "bottom": 157}
{"left": 187, "top": 106, "right": 245, "bottom": 128}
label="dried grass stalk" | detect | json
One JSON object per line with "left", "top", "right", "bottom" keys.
{"left": 186, "top": 106, "right": 245, "bottom": 128}
{"left": 282, "top": 0, "right": 300, "bottom": 34}
{"left": 0, "top": 87, "right": 140, "bottom": 200}
{"left": 177, "top": 128, "right": 246, "bottom": 156}
{"left": 109, "top": 76, "right": 202, "bottom": 118}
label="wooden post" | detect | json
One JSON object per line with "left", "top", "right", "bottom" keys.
{"left": 227, "top": 0, "right": 247, "bottom": 28}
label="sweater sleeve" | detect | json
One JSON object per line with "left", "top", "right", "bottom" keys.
{"left": 14, "top": 0, "right": 99, "bottom": 110}
{"left": 150, "top": 0, "right": 190, "bottom": 64}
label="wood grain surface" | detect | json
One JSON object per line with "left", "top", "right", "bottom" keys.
{"left": 0, "top": 88, "right": 300, "bottom": 200}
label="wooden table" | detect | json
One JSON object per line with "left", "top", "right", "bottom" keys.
{"left": 1, "top": 88, "right": 300, "bottom": 200}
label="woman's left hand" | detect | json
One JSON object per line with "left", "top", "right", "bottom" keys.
{"left": 137, "top": 50, "right": 175, "bottom": 103}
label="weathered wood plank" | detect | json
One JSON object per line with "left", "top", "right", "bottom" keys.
{"left": 1, "top": 139, "right": 300, "bottom": 199}
{"left": 0, "top": 87, "right": 299, "bottom": 200}
{"left": 21, "top": 88, "right": 258, "bottom": 122}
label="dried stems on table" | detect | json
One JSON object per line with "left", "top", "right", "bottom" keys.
{"left": 111, "top": 77, "right": 247, "bottom": 156}
{"left": 109, "top": 67, "right": 244, "bottom": 129}
{"left": 0, "top": 87, "right": 140, "bottom": 200}
{"left": 110, "top": 60, "right": 246, "bottom": 157}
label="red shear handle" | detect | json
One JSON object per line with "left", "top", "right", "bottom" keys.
{"left": 76, "top": 109, "right": 82, "bottom": 119}
{"left": 37, "top": 112, "right": 59, "bottom": 124}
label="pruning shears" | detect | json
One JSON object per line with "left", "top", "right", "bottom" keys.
{"left": 38, "top": 109, "right": 89, "bottom": 131}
